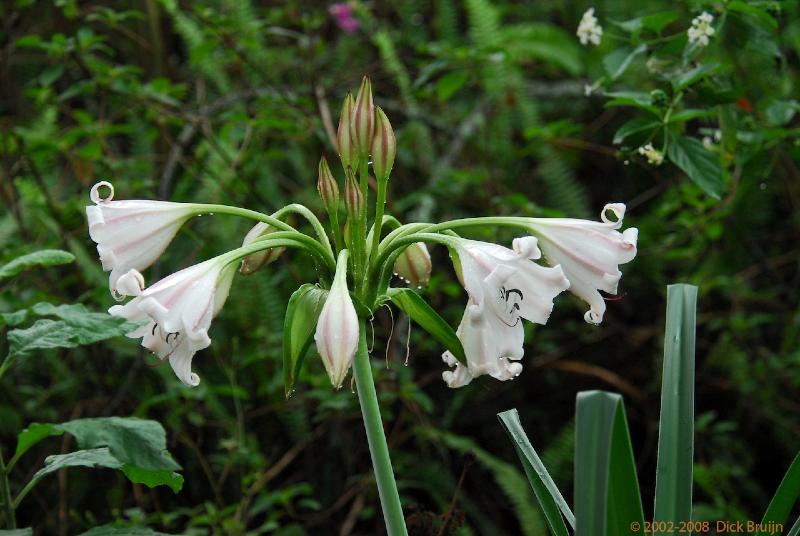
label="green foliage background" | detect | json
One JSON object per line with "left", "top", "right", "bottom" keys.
{"left": 0, "top": 0, "right": 798, "bottom": 534}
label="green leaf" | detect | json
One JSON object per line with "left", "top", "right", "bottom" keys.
{"left": 789, "top": 516, "right": 800, "bottom": 536}
{"left": 727, "top": 0, "right": 778, "bottom": 30}
{"left": 386, "top": 288, "right": 466, "bottom": 366}
{"left": 12, "top": 423, "right": 64, "bottom": 467}
{"left": 283, "top": 284, "right": 328, "bottom": 397}
{"left": 437, "top": 71, "right": 468, "bottom": 102}
{"left": 613, "top": 116, "right": 660, "bottom": 145}
{"left": 667, "top": 109, "right": 715, "bottom": 124}
{"left": 653, "top": 285, "right": 697, "bottom": 532}
{"left": 0, "top": 529, "right": 33, "bottom": 535}
{"left": 757, "top": 452, "right": 800, "bottom": 536}
{"left": 641, "top": 11, "right": 680, "bottom": 33}
{"left": 575, "top": 391, "right": 644, "bottom": 536}
{"left": 500, "top": 23, "right": 582, "bottom": 75}
{"left": 764, "top": 100, "right": 798, "bottom": 127}
{"left": 77, "top": 528, "right": 174, "bottom": 536}
{"left": 32, "top": 448, "right": 123, "bottom": 482}
{"left": 672, "top": 63, "right": 719, "bottom": 91}
{"left": 121, "top": 465, "right": 184, "bottom": 494}
{"left": 0, "top": 249, "right": 74, "bottom": 281}
{"left": 604, "top": 91, "right": 658, "bottom": 115}
{"left": 666, "top": 136, "right": 723, "bottom": 199}
{"left": 59, "top": 417, "right": 180, "bottom": 471}
{"left": 498, "top": 409, "right": 573, "bottom": 535}
{"left": 603, "top": 45, "right": 646, "bottom": 81}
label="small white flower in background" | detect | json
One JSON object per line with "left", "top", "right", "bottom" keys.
{"left": 442, "top": 298, "right": 525, "bottom": 388}
{"left": 109, "top": 258, "right": 237, "bottom": 386}
{"left": 702, "top": 136, "right": 714, "bottom": 149}
{"left": 577, "top": 8, "right": 603, "bottom": 46}
{"left": 314, "top": 252, "right": 359, "bottom": 389}
{"left": 86, "top": 181, "right": 196, "bottom": 299}
{"left": 523, "top": 204, "right": 638, "bottom": 324}
{"left": 688, "top": 11, "right": 715, "bottom": 47}
{"left": 637, "top": 143, "right": 664, "bottom": 166}
{"left": 442, "top": 237, "right": 570, "bottom": 387}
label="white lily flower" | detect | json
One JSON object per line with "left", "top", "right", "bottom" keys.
{"left": 314, "top": 251, "right": 359, "bottom": 389}
{"left": 86, "top": 181, "right": 196, "bottom": 299}
{"left": 453, "top": 236, "right": 570, "bottom": 327}
{"left": 524, "top": 203, "right": 638, "bottom": 324}
{"left": 109, "top": 257, "right": 237, "bottom": 386}
{"left": 442, "top": 299, "right": 524, "bottom": 388}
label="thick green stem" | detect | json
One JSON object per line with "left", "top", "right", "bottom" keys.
{"left": 0, "top": 450, "right": 16, "bottom": 529}
{"left": 364, "top": 180, "right": 388, "bottom": 295}
{"left": 352, "top": 318, "right": 407, "bottom": 536}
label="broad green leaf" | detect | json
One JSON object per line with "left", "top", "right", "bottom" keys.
{"left": 757, "top": 452, "right": 800, "bottom": 536}
{"left": 789, "top": 516, "right": 800, "bottom": 536}
{"left": 500, "top": 23, "right": 582, "bottom": 75}
{"left": 59, "top": 417, "right": 180, "bottom": 471}
{"left": 575, "top": 391, "right": 644, "bottom": 536}
{"left": 121, "top": 465, "right": 184, "bottom": 494}
{"left": 672, "top": 63, "right": 719, "bottom": 91}
{"left": 764, "top": 100, "right": 798, "bottom": 127}
{"left": 0, "top": 249, "right": 74, "bottom": 281}
{"left": 610, "top": 18, "right": 642, "bottom": 34}
{"left": 667, "top": 136, "right": 723, "bottom": 199}
{"left": 727, "top": 0, "right": 778, "bottom": 30}
{"left": 603, "top": 45, "right": 646, "bottom": 81}
{"left": 283, "top": 284, "right": 328, "bottom": 397}
{"left": 653, "top": 285, "right": 697, "bottom": 533}
{"left": 0, "top": 529, "right": 33, "bottom": 535}
{"left": 604, "top": 91, "right": 659, "bottom": 116}
{"left": 667, "top": 109, "right": 715, "bottom": 123}
{"left": 32, "top": 448, "right": 122, "bottom": 482}
{"left": 498, "top": 409, "right": 573, "bottom": 535}
{"left": 613, "top": 117, "right": 660, "bottom": 144}
{"left": 77, "top": 528, "right": 173, "bottom": 536}
{"left": 437, "top": 71, "right": 468, "bottom": 102}
{"left": 12, "top": 423, "right": 64, "bottom": 468}
{"left": 641, "top": 11, "right": 680, "bottom": 33}
{"left": 387, "top": 288, "right": 466, "bottom": 365}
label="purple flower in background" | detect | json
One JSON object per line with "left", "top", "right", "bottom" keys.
{"left": 329, "top": 3, "right": 359, "bottom": 34}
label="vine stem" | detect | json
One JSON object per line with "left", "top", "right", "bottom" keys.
{"left": 0, "top": 449, "right": 16, "bottom": 529}
{"left": 352, "top": 317, "right": 407, "bottom": 536}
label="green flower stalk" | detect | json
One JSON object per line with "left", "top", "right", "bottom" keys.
{"left": 86, "top": 78, "right": 639, "bottom": 536}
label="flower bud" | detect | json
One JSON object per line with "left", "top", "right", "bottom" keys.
{"left": 343, "top": 169, "right": 363, "bottom": 220}
{"left": 337, "top": 92, "right": 357, "bottom": 169}
{"left": 350, "top": 76, "right": 375, "bottom": 156}
{"left": 239, "top": 222, "right": 285, "bottom": 275}
{"left": 314, "top": 251, "right": 359, "bottom": 388}
{"left": 317, "top": 156, "right": 339, "bottom": 214}
{"left": 393, "top": 242, "right": 431, "bottom": 287}
{"left": 370, "top": 106, "right": 396, "bottom": 183}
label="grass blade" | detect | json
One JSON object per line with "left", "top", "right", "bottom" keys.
{"left": 757, "top": 452, "right": 800, "bottom": 535}
{"left": 498, "top": 408, "right": 573, "bottom": 535}
{"left": 575, "top": 391, "right": 644, "bottom": 536}
{"left": 654, "top": 284, "right": 697, "bottom": 531}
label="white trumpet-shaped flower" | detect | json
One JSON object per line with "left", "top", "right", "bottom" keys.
{"left": 441, "top": 237, "right": 570, "bottom": 387}
{"left": 453, "top": 237, "right": 570, "bottom": 327}
{"left": 442, "top": 298, "right": 524, "bottom": 388}
{"left": 86, "top": 181, "right": 197, "bottom": 298}
{"left": 109, "top": 257, "right": 236, "bottom": 386}
{"left": 523, "top": 203, "right": 638, "bottom": 324}
{"left": 314, "top": 251, "right": 359, "bottom": 389}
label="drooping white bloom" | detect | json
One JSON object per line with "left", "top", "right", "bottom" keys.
{"left": 577, "top": 8, "right": 603, "bottom": 46}
{"left": 453, "top": 237, "right": 570, "bottom": 327}
{"left": 86, "top": 181, "right": 196, "bottom": 298}
{"left": 109, "top": 257, "right": 237, "bottom": 386}
{"left": 637, "top": 143, "right": 664, "bottom": 166}
{"left": 524, "top": 204, "right": 638, "bottom": 324}
{"left": 441, "top": 237, "right": 570, "bottom": 387}
{"left": 442, "top": 299, "right": 524, "bottom": 388}
{"left": 314, "top": 251, "right": 359, "bottom": 389}
{"left": 688, "top": 12, "right": 715, "bottom": 47}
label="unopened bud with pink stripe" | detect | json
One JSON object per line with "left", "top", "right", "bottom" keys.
{"left": 394, "top": 242, "right": 432, "bottom": 287}
{"left": 239, "top": 222, "right": 285, "bottom": 275}
{"left": 317, "top": 156, "right": 339, "bottom": 215}
{"left": 337, "top": 92, "right": 357, "bottom": 169}
{"left": 343, "top": 170, "right": 363, "bottom": 220}
{"left": 370, "top": 106, "right": 396, "bottom": 182}
{"left": 350, "top": 76, "right": 375, "bottom": 156}
{"left": 314, "top": 250, "right": 359, "bottom": 389}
